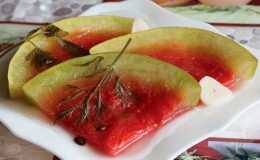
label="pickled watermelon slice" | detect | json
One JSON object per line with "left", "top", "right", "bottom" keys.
{"left": 23, "top": 53, "right": 201, "bottom": 156}
{"left": 8, "top": 16, "right": 134, "bottom": 100}
{"left": 90, "top": 27, "right": 258, "bottom": 88}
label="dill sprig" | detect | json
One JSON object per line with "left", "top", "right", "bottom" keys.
{"left": 0, "top": 24, "right": 88, "bottom": 66}
{"left": 0, "top": 25, "right": 66, "bottom": 58}
{"left": 55, "top": 39, "right": 134, "bottom": 125}
{"left": 113, "top": 74, "right": 137, "bottom": 107}
{"left": 57, "top": 36, "right": 88, "bottom": 57}
{"left": 25, "top": 40, "right": 60, "bottom": 69}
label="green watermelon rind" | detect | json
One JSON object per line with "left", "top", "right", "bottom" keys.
{"left": 22, "top": 53, "right": 201, "bottom": 111}
{"left": 90, "top": 27, "right": 258, "bottom": 80}
{"left": 8, "top": 15, "right": 134, "bottom": 100}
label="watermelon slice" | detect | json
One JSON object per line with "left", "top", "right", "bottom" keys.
{"left": 90, "top": 27, "right": 258, "bottom": 88}
{"left": 8, "top": 15, "right": 134, "bottom": 100}
{"left": 23, "top": 53, "right": 201, "bottom": 156}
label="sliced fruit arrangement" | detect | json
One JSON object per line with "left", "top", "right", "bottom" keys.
{"left": 8, "top": 15, "right": 134, "bottom": 100}
{"left": 23, "top": 51, "right": 201, "bottom": 156}
{"left": 90, "top": 27, "right": 258, "bottom": 89}
{"left": 8, "top": 15, "right": 258, "bottom": 157}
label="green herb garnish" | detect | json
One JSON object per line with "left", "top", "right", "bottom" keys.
{"left": 0, "top": 24, "right": 65, "bottom": 58}
{"left": 25, "top": 47, "right": 59, "bottom": 70}
{"left": 57, "top": 36, "right": 89, "bottom": 57}
{"left": 1, "top": 24, "right": 88, "bottom": 67}
{"left": 41, "top": 24, "right": 68, "bottom": 37}
{"left": 54, "top": 38, "right": 135, "bottom": 125}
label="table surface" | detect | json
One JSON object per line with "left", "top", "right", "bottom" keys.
{"left": 1, "top": 0, "right": 260, "bottom": 160}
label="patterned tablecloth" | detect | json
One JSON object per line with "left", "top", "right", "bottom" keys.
{"left": 0, "top": 0, "right": 260, "bottom": 160}
{"left": 0, "top": 0, "right": 102, "bottom": 23}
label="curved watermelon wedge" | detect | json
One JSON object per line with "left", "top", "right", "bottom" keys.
{"left": 90, "top": 27, "right": 258, "bottom": 88}
{"left": 23, "top": 53, "right": 201, "bottom": 156}
{"left": 8, "top": 15, "right": 134, "bottom": 100}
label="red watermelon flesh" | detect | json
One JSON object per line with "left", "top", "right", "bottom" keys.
{"left": 135, "top": 45, "right": 236, "bottom": 88}
{"left": 23, "top": 53, "right": 201, "bottom": 156}
{"left": 90, "top": 28, "right": 258, "bottom": 89}
{"left": 8, "top": 16, "right": 134, "bottom": 100}
{"left": 47, "top": 31, "right": 127, "bottom": 62}
{"left": 49, "top": 75, "right": 181, "bottom": 155}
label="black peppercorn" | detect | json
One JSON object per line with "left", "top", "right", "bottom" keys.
{"left": 74, "top": 136, "right": 86, "bottom": 146}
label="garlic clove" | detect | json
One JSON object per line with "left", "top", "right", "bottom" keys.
{"left": 132, "top": 18, "right": 150, "bottom": 33}
{"left": 199, "top": 76, "right": 233, "bottom": 106}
